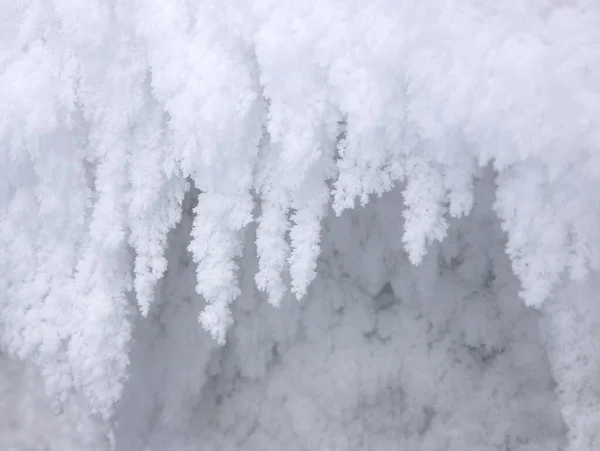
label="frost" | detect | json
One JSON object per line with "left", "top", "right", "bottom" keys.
{"left": 0, "top": 2, "right": 600, "bottom": 445}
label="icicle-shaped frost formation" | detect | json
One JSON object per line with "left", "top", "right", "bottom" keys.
{"left": 1, "top": 0, "right": 600, "bottom": 420}
{"left": 133, "top": 0, "right": 266, "bottom": 344}
{"left": 254, "top": 1, "right": 340, "bottom": 303}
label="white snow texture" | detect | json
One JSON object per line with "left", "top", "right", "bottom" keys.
{"left": 1, "top": 0, "right": 600, "bottom": 450}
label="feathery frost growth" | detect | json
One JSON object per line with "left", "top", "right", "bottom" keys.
{"left": 1, "top": 0, "right": 600, "bottom": 424}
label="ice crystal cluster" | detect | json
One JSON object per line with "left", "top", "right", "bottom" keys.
{"left": 1, "top": 1, "right": 600, "bottom": 450}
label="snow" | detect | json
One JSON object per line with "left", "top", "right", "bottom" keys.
{"left": 2, "top": 0, "right": 600, "bottom": 449}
